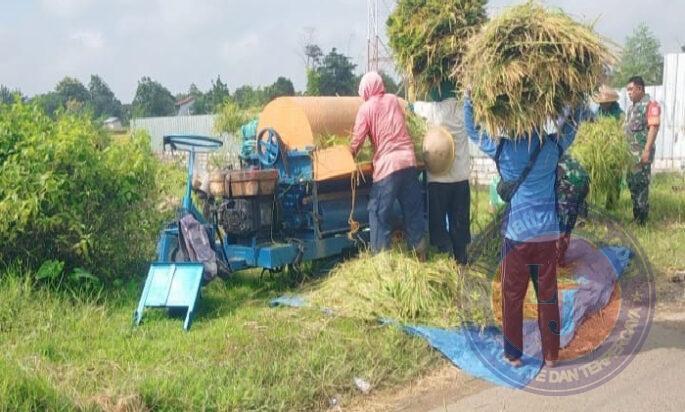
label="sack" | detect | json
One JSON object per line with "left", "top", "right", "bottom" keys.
{"left": 179, "top": 213, "right": 218, "bottom": 282}
{"left": 496, "top": 178, "right": 520, "bottom": 202}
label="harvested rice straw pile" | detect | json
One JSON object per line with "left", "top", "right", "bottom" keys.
{"left": 308, "top": 251, "right": 493, "bottom": 328}
{"left": 462, "top": 2, "right": 615, "bottom": 139}
{"left": 387, "top": 0, "right": 488, "bottom": 100}
{"left": 570, "top": 117, "right": 634, "bottom": 202}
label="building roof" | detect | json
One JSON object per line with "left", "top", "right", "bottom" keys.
{"left": 176, "top": 96, "right": 195, "bottom": 106}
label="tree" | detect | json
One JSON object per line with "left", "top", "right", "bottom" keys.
{"left": 206, "top": 75, "right": 230, "bottom": 110}
{"left": 612, "top": 23, "right": 664, "bottom": 87}
{"left": 131, "top": 77, "right": 176, "bottom": 118}
{"left": 305, "top": 44, "right": 323, "bottom": 70}
{"left": 89, "top": 75, "right": 122, "bottom": 119}
{"left": 32, "top": 92, "right": 63, "bottom": 116}
{"left": 233, "top": 85, "right": 266, "bottom": 109}
{"left": 306, "top": 69, "right": 321, "bottom": 96}
{"left": 1, "top": 85, "right": 23, "bottom": 105}
{"left": 178, "top": 76, "right": 230, "bottom": 115}
{"left": 31, "top": 77, "right": 93, "bottom": 116}
{"left": 215, "top": 100, "right": 250, "bottom": 135}
{"left": 120, "top": 104, "right": 132, "bottom": 125}
{"left": 183, "top": 83, "right": 207, "bottom": 114}
{"left": 306, "top": 48, "right": 357, "bottom": 96}
{"left": 55, "top": 77, "right": 91, "bottom": 106}
{"left": 264, "top": 77, "right": 295, "bottom": 102}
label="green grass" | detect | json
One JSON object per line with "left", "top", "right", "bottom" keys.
{"left": 585, "top": 173, "right": 685, "bottom": 276}
{"left": 0, "top": 173, "right": 682, "bottom": 411}
{"left": 0, "top": 270, "right": 438, "bottom": 411}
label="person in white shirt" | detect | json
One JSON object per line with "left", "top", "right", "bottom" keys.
{"left": 414, "top": 86, "right": 471, "bottom": 264}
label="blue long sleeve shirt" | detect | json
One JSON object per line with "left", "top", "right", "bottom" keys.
{"left": 464, "top": 98, "right": 580, "bottom": 242}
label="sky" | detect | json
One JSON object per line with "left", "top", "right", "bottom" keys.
{"left": 1, "top": 0, "right": 683, "bottom": 103}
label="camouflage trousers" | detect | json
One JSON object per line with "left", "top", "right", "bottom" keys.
{"left": 627, "top": 163, "right": 651, "bottom": 224}
{"left": 557, "top": 183, "right": 589, "bottom": 236}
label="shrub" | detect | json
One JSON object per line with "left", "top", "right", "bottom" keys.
{"left": 0, "top": 102, "right": 182, "bottom": 281}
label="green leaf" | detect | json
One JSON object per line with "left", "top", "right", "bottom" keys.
{"left": 36, "top": 260, "right": 64, "bottom": 281}
{"left": 68, "top": 268, "right": 100, "bottom": 283}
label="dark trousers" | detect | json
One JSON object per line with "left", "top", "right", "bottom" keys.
{"left": 501, "top": 238, "right": 560, "bottom": 362}
{"left": 428, "top": 181, "right": 471, "bottom": 264}
{"left": 368, "top": 167, "right": 426, "bottom": 253}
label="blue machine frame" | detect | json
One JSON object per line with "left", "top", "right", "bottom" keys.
{"left": 154, "top": 133, "right": 376, "bottom": 273}
{"left": 154, "top": 128, "right": 427, "bottom": 274}
{"left": 137, "top": 132, "right": 425, "bottom": 329}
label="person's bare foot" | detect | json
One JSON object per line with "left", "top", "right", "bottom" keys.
{"left": 545, "top": 360, "right": 558, "bottom": 368}
{"left": 505, "top": 357, "right": 523, "bottom": 368}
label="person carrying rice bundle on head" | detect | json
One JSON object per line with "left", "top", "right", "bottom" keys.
{"left": 461, "top": 2, "right": 614, "bottom": 368}
{"left": 387, "top": 0, "right": 488, "bottom": 265}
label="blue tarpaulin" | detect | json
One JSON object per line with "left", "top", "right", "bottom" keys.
{"left": 270, "top": 244, "right": 632, "bottom": 389}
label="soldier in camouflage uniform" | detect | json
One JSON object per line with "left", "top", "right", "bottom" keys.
{"left": 624, "top": 76, "right": 661, "bottom": 225}
{"left": 556, "top": 145, "right": 590, "bottom": 266}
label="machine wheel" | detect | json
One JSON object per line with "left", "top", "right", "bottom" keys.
{"left": 256, "top": 128, "right": 281, "bottom": 166}
{"left": 167, "top": 239, "right": 188, "bottom": 262}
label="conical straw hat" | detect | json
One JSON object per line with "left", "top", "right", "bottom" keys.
{"left": 422, "top": 126, "right": 455, "bottom": 175}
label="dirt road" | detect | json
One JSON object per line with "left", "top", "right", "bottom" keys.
{"left": 351, "top": 304, "right": 685, "bottom": 412}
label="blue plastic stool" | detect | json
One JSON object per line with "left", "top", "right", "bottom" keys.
{"left": 134, "top": 263, "right": 204, "bottom": 331}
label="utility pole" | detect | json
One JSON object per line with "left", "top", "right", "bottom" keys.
{"left": 367, "top": 0, "right": 380, "bottom": 72}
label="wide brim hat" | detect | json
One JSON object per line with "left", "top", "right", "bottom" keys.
{"left": 422, "top": 126, "right": 455, "bottom": 175}
{"left": 593, "top": 85, "right": 620, "bottom": 104}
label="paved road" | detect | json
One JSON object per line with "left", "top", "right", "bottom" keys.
{"left": 432, "top": 314, "right": 685, "bottom": 412}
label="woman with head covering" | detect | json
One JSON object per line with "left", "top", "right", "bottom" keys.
{"left": 350, "top": 71, "right": 427, "bottom": 259}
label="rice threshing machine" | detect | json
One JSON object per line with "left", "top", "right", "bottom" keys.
{"left": 134, "top": 97, "right": 425, "bottom": 330}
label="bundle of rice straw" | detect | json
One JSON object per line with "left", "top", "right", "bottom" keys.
{"left": 307, "top": 251, "right": 493, "bottom": 328}
{"left": 315, "top": 111, "right": 427, "bottom": 163}
{"left": 387, "top": 0, "right": 488, "bottom": 100}
{"left": 461, "top": 2, "right": 615, "bottom": 139}
{"left": 570, "top": 117, "right": 634, "bottom": 202}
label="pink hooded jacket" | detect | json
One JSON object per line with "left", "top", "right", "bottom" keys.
{"left": 350, "top": 71, "right": 417, "bottom": 182}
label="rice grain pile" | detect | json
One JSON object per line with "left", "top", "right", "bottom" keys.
{"left": 462, "top": 2, "right": 615, "bottom": 139}
{"left": 570, "top": 116, "right": 634, "bottom": 202}
{"left": 387, "top": 0, "right": 488, "bottom": 100}
{"left": 307, "top": 251, "right": 493, "bottom": 328}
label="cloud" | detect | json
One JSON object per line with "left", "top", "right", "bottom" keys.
{"left": 4, "top": 0, "right": 684, "bottom": 102}
{"left": 69, "top": 30, "right": 104, "bottom": 49}
{"left": 40, "top": 0, "right": 94, "bottom": 17}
